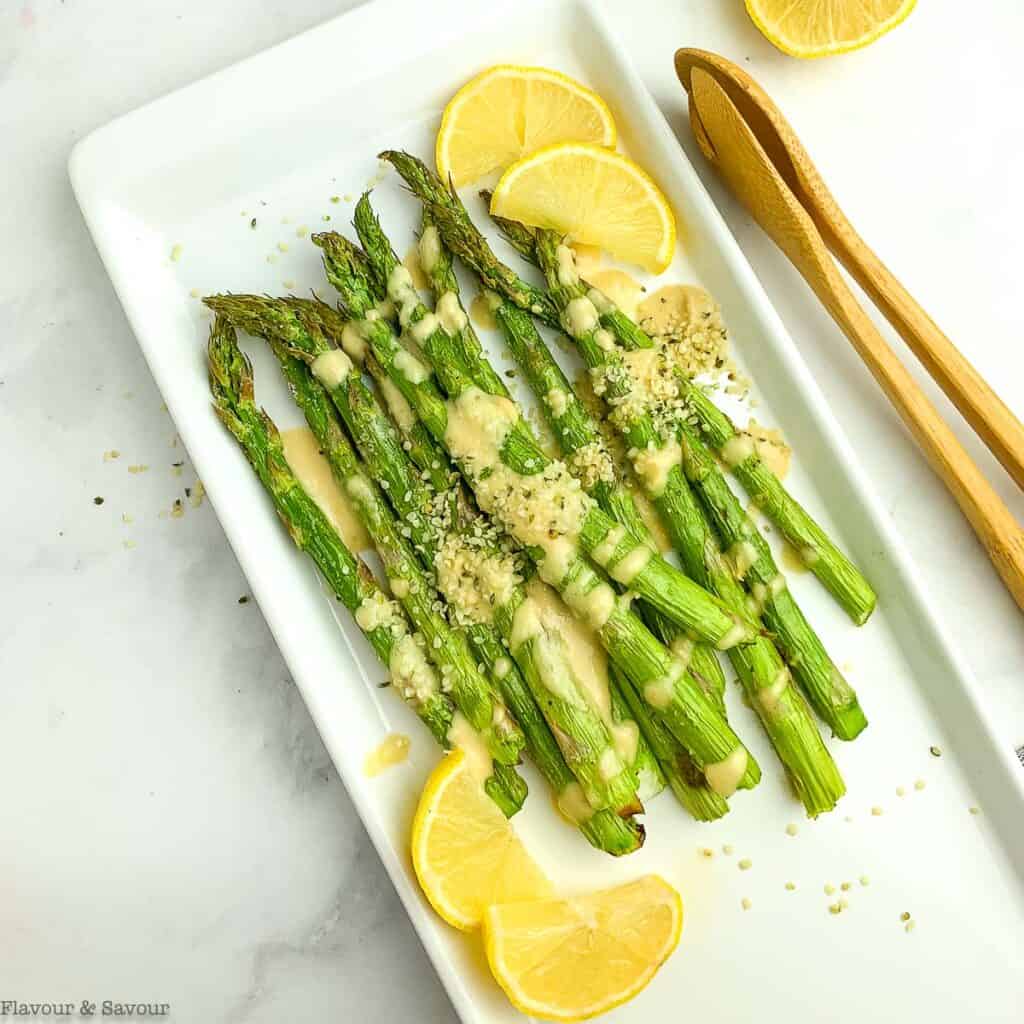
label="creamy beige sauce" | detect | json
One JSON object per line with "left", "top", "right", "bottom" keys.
{"left": 586, "top": 269, "right": 644, "bottom": 321}
{"left": 401, "top": 245, "right": 428, "bottom": 290}
{"left": 521, "top": 580, "right": 634, "bottom": 763}
{"left": 630, "top": 488, "right": 674, "bottom": 553}
{"left": 469, "top": 292, "right": 498, "bottom": 331}
{"left": 447, "top": 711, "right": 493, "bottom": 782}
{"left": 729, "top": 539, "right": 759, "bottom": 578}
{"left": 281, "top": 428, "right": 372, "bottom": 552}
{"left": 638, "top": 284, "right": 714, "bottom": 338}
{"left": 418, "top": 226, "right": 441, "bottom": 277}
{"left": 570, "top": 242, "right": 603, "bottom": 277}
{"left": 564, "top": 296, "right": 599, "bottom": 338}
{"left": 720, "top": 434, "right": 755, "bottom": 468}
{"left": 758, "top": 667, "right": 791, "bottom": 713}
{"left": 377, "top": 375, "right": 417, "bottom": 433}
{"left": 610, "top": 544, "right": 652, "bottom": 586}
{"left": 743, "top": 420, "right": 791, "bottom": 479}
{"left": 705, "top": 746, "right": 748, "bottom": 797}
{"left": 310, "top": 349, "right": 353, "bottom": 390}
{"left": 631, "top": 441, "right": 682, "bottom": 497}
{"left": 591, "top": 524, "right": 626, "bottom": 568}
{"left": 363, "top": 733, "right": 410, "bottom": 777}
{"left": 779, "top": 541, "right": 811, "bottom": 574}
{"left": 436, "top": 291, "right": 468, "bottom": 336}
{"left": 555, "top": 781, "right": 595, "bottom": 826}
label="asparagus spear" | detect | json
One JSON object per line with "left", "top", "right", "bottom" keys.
{"left": 207, "top": 317, "right": 526, "bottom": 815}
{"left": 211, "top": 298, "right": 646, "bottom": 844}
{"left": 385, "top": 149, "right": 876, "bottom": 623}
{"left": 312, "top": 217, "right": 761, "bottom": 799}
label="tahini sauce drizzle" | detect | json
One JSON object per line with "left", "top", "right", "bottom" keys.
{"left": 281, "top": 428, "right": 372, "bottom": 552}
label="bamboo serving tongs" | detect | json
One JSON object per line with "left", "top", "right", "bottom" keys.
{"left": 674, "top": 48, "right": 1024, "bottom": 613}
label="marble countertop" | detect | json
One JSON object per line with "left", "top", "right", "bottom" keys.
{"left": 3, "top": 1, "right": 1022, "bottom": 1020}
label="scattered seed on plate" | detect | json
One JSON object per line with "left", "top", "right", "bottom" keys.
{"left": 896, "top": 786, "right": 906, "bottom": 797}
{"left": 699, "top": 847, "right": 713, "bottom": 859}
{"left": 722, "top": 844, "right": 734, "bottom": 855}
{"left": 914, "top": 779, "right": 926, "bottom": 791}
{"left": 103, "top": 449, "right": 120, "bottom": 461}
{"left": 238, "top": 595, "right": 249, "bottom": 604}
{"left": 828, "top": 902, "right": 842, "bottom": 915}
{"left": 969, "top": 806, "right": 980, "bottom": 815}
{"left": 741, "top": 897, "right": 752, "bottom": 911}
{"left": 900, "top": 911, "right": 911, "bottom": 922}
{"left": 785, "top": 823, "right": 799, "bottom": 836}
{"left": 189, "top": 288, "right": 201, "bottom": 298}
{"left": 296, "top": 225, "right": 308, "bottom": 237}
{"left": 330, "top": 195, "right": 341, "bottom": 203}
{"left": 283, "top": 280, "right": 296, "bottom": 290}
{"left": 277, "top": 241, "right": 289, "bottom": 253}
{"left": 93, "top": 496, "right": 104, "bottom": 506}
{"left": 824, "top": 884, "right": 835, "bottom": 895}
{"left": 170, "top": 244, "right": 182, "bottom": 261}
{"left": 738, "top": 858, "right": 752, "bottom": 871}
{"left": 871, "top": 806, "right": 883, "bottom": 816}
{"left": 859, "top": 875, "right": 870, "bottom": 887}
{"left": 128, "top": 464, "right": 148, "bottom": 474}
{"left": 250, "top": 218, "right": 257, "bottom": 229}
{"left": 266, "top": 254, "right": 277, "bottom": 264}
{"left": 905, "top": 920, "right": 916, "bottom": 933}
{"left": 322, "top": 214, "right": 331, "bottom": 222}
{"left": 840, "top": 882, "right": 852, "bottom": 891}
{"left": 343, "top": 193, "right": 354, "bottom": 202}
{"left": 930, "top": 745, "right": 942, "bottom": 757}
{"left": 784, "top": 882, "right": 796, "bottom": 891}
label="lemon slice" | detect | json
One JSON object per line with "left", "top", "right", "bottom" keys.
{"left": 436, "top": 65, "right": 616, "bottom": 187}
{"left": 490, "top": 143, "right": 676, "bottom": 273}
{"left": 411, "top": 750, "right": 552, "bottom": 931}
{"left": 745, "top": 0, "right": 916, "bottom": 58}
{"left": 484, "top": 875, "right": 683, "bottom": 1021}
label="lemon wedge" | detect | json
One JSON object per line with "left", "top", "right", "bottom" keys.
{"left": 436, "top": 65, "right": 616, "bottom": 187}
{"left": 490, "top": 142, "right": 676, "bottom": 273}
{"left": 411, "top": 750, "right": 552, "bottom": 931}
{"left": 745, "top": 0, "right": 916, "bottom": 58}
{"left": 484, "top": 875, "right": 683, "bottom": 1021}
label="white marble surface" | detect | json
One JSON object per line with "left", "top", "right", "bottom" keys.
{"left": 2, "top": 0, "right": 1022, "bottom": 1020}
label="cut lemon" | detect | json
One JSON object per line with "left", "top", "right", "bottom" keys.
{"left": 411, "top": 750, "right": 552, "bottom": 931}
{"left": 484, "top": 875, "right": 683, "bottom": 1021}
{"left": 436, "top": 65, "right": 616, "bottom": 187}
{"left": 490, "top": 143, "right": 676, "bottom": 273}
{"left": 745, "top": 0, "right": 916, "bottom": 58}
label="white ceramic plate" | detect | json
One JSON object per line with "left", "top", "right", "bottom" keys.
{"left": 70, "top": 1, "right": 1023, "bottom": 1020}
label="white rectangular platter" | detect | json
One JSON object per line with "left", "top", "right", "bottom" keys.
{"left": 70, "top": 0, "right": 1024, "bottom": 1020}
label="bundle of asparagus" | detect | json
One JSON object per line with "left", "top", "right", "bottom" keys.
{"left": 204, "top": 143, "right": 882, "bottom": 846}
{"left": 381, "top": 153, "right": 869, "bottom": 749}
